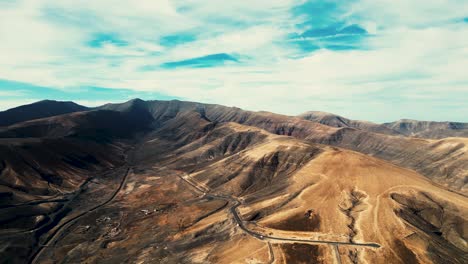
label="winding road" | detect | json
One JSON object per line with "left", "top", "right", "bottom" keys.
{"left": 27, "top": 166, "right": 378, "bottom": 264}
{"left": 178, "top": 173, "right": 380, "bottom": 263}
{"left": 29, "top": 167, "right": 131, "bottom": 264}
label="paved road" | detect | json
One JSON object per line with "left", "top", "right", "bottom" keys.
{"left": 29, "top": 167, "right": 131, "bottom": 264}
{"left": 1, "top": 178, "right": 98, "bottom": 238}
{"left": 178, "top": 174, "right": 380, "bottom": 249}
{"left": 0, "top": 198, "right": 69, "bottom": 209}
{"left": 26, "top": 167, "right": 378, "bottom": 263}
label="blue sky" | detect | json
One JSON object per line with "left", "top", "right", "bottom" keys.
{"left": 0, "top": 0, "right": 467, "bottom": 122}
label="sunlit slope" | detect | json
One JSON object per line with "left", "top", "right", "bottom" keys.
{"left": 135, "top": 116, "right": 467, "bottom": 263}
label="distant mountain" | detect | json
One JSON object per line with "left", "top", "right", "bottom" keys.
{"left": 0, "top": 100, "right": 88, "bottom": 127}
{"left": 92, "top": 100, "right": 468, "bottom": 192}
{"left": 384, "top": 119, "right": 468, "bottom": 139}
{"left": 298, "top": 111, "right": 468, "bottom": 139}
{"left": 1, "top": 99, "right": 467, "bottom": 264}
{"left": 298, "top": 111, "right": 402, "bottom": 136}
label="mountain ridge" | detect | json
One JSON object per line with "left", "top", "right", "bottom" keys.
{"left": 0, "top": 98, "right": 467, "bottom": 263}
{"left": 298, "top": 110, "right": 402, "bottom": 136}
{"left": 384, "top": 119, "right": 468, "bottom": 139}
{"left": 2, "top": 99, "right": 467, "bottom": 139}
{"left": 0, "top": 100, "right": 88, "bottom": 127}
{"left": 2, "top": 99, "right": 466, "bottom": 193}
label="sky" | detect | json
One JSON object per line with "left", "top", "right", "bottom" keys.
{"left": 0, "top": 0, "right": 467, "bottom": 122}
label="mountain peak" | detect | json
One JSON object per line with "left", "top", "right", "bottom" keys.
{"left": 298, "top": 110, "right": 403, "bottom": 136}
{"left": 0, "top": 100, "right": 88, "bottom": 127}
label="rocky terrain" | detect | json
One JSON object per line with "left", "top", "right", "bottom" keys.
{"left": 0, "top": 99, "right": 466, "bottom": 264}
{"left": 299, "top": 111, "right": 468, "bottom": 139}
{"left": 298, "top": 111, "right": 402, "bottom": 136}
{"left": 383, "top": 119, "right": 468, "bottom": 139}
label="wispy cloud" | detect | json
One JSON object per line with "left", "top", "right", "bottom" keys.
{"left": 87, "top": 33, "right": 129, "bottom": 48}
{"left": 0, "top": 0, "right": 467, "bottom": 122}
{"left": 298, "top": 24, "right": 367, "bottom": 38}
{"left": 160, "top": 53, "right": 239, "bottom": 69}
{"left": 160, "top": 33, "right": 197, "bottom": 47}
{"left": 289, "top": 23, "right": 369, "bottom": 52}
{"left": 0, "top": 79, "right": 178, "bottom": 110}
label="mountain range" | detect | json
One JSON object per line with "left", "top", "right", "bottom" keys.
{"left": 0, "top": 99, "right": 466, "bottom": 264}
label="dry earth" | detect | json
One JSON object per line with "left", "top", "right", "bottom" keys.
{"left": 0, "top": 99, "right": 467, "bottom": 263}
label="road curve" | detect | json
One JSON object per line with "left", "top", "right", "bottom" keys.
{"left": 30, "top": 167, "right": 131, "bottom": 264}
{"left": 0, "top": 198, "right": 69, "bottom": 209}
{"left": 178, "top": 174, "right": 381, "bottom": 249}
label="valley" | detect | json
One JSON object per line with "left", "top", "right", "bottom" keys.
{"left": 0, "top": 99, "right": 466, "bottom": 263}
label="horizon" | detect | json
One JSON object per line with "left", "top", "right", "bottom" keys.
{"left": 2, "top": 97, "right": 467, "bottom": 124}
{"left": 1, "top": 1, "right": 467, "bottom": 122}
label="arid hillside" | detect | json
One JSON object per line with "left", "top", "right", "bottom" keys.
{"left": 99, "top": 99, "right": 468, "bottom": 193}
{"left": 0, "top": 99, "right": 466, "bottom": 264}
{"left": 298, "top": 111, "right": 468, "bottom": 139}
{"left": 0, "top": 100, "right": 88, "bottom": 127}
{"left": 383, "top": 119, "right": 468, "bottom": 139}
{"left": 298, "top": 111, "right": 401, "bottom": 136}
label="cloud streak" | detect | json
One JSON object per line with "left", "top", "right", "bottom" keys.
{"left": 0, "top": 0, "right": 467, "bottom": 122}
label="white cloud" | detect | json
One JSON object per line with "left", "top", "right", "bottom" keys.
{"left": 0, "top": 90, "right": 26, "bottom": 97}
{"left": 0, "top": 0, "right": 467, "bottom": 121}
{"left": 347, "top": 0, "right": 468, "bottom": 28}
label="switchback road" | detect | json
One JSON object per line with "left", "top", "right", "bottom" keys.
{"left": 178, "top": 173, "right": 380, "bottom": 263}
{"left": 178, "top": 173, "right": 380, "bottom": 248}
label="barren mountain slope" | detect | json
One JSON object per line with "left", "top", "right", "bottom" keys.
{"left": 24, "top": 108, "right": 466, "bottom": 263}
{"left": 308, "top": 128, "right": 468, "bottom": 193}
{"left": 384, "top": 119, "right": 468, "bottom": 139}
{"left": 203, "top": 103, "right": 468, "bottom": 193}
{"left": 1, "top": 99, "right": 467, "bottom": 263}
{"left": 298, "top": 111, "right": 401, "bottom": 136}
{"left": 248, "top": 148, "right": 467, "bottom": 264}
{"left": 298, "top": 111, "right": 468, "bottom": 139}
{"left": 0, "top": 100, "right": 88, "bottom": 127}
{"left": 133, "top": 112, "right": 467, "bottom": 263}
{"left": 100, "top": 99, "right": 468, "bottom": 193}
{"left": 0, "top": 108, "right": 152, "bottom": 263}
